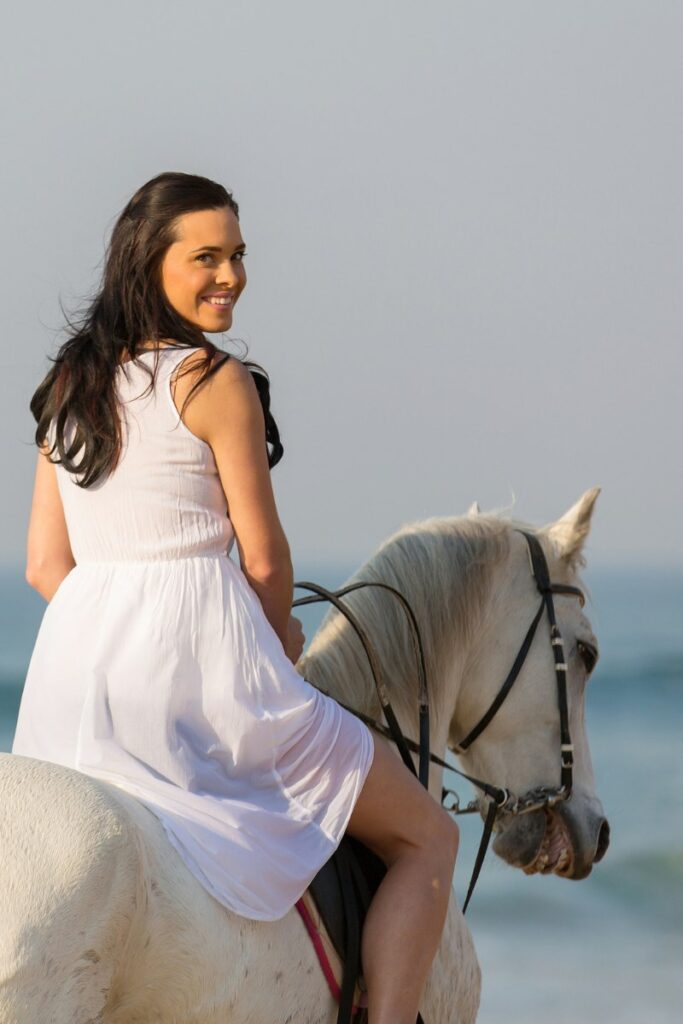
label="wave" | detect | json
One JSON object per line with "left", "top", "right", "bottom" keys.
{"left": 590, "top": 848, "right": 683, "bottom": 929}
{"left": 456, "top": 847, "right": 683, "bottom": 933}
{"left": 594, "top": 652, "right": 683, "bottom": 687}
{"left": 0, "top": 679, "right": 21, "bottom": 721}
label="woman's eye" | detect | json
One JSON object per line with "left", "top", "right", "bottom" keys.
{"left": 577, "top": 641, "right": 598, "bottom": 674}
{"left": 195, "top": 251, "right": 247, "bottom": 263}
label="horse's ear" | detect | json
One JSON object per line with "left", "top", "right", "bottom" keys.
{"left": 468, "top": 501, "right": 481, "bottom": 517}
{"left": 545, "top": 487, "right": 601, "bottom": 564}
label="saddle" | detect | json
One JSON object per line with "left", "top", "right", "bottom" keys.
{"left": 295, "top": 835, "right": 425, "bottom": 1024}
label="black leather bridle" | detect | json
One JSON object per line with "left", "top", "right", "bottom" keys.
{"left": 293, "top": 529, "right": 586, "bottom": 913}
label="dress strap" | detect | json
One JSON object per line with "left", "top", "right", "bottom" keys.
{"left": 162, "top": 347, "right": 213, "bottom": 452}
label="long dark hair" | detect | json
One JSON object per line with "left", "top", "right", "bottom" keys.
{"left": 31, "top": 171, "right": 283, "bottom": 488}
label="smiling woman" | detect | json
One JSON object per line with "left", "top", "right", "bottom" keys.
{"left": 16, "top": 169, "right": 461, "bottom": 1024}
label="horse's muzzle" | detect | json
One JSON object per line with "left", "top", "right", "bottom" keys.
{"left": 491, "top": 801, "right": 610, "bottom": 879}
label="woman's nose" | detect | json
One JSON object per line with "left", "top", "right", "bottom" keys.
{"left": 215, "top": 260, "right": 242, "bottom": 287}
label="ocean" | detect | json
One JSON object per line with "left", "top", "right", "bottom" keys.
{"left": 1, "top": 561, "right": 681, "bottom": 1022}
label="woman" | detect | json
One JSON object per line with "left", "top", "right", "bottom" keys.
{"left": 13, "top": 171, "right": 459, "bottom": 1024}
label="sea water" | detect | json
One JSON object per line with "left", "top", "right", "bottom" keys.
{"left": 1, "top": 561, "right": 681, "bottom": 1022}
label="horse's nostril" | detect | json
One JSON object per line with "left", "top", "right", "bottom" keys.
{"left": 594, "top": 819, "right": 610, "bottom": 862}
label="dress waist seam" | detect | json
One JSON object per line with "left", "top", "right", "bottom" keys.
{"left": 75, "top": 552, "right": 231, "bottom": 565}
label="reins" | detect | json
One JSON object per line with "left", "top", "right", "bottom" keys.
{"left": 292, "top": 529, "right": 585, "bottom": 914}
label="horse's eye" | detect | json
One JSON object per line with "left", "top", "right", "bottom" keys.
{"left": 577, "top": 640, "right": 598, "bottom": 675}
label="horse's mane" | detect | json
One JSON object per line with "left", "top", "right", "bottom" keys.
{"left": 298, "top": 512, "right": 536, "bottom": 730}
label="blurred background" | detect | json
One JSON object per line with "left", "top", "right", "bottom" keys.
{"left": 1, "top": 2, "right": 681, "bottom": 1020}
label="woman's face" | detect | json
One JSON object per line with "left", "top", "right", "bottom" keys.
{"left": 160, "top": 207, "right": 247, "bottom": 332}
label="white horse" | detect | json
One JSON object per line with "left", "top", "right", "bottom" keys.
{"left": 0, "top": 489, "right": 609, "bottom": 1024}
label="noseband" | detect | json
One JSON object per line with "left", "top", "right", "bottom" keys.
{"left": 293, "top": 529, "right": 585, "bottom": 913}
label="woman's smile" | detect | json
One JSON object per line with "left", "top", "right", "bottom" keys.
{"left": 201, "top": 293, "right": 234, "bottom": 311}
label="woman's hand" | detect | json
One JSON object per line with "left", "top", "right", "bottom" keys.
{"left": 284, "top": 614, "right": 305, "bottom": 665}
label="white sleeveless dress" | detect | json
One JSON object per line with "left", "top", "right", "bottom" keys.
{"left": 12, "top": 346, "right": 375, "bottom": 921}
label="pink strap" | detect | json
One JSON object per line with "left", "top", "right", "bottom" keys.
{"left": 294, "top": 897, "right": 366, "bottom": 1014}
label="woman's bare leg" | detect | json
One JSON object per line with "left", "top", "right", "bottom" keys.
{"left": 345, "top": 731, "right": 460, "bottom": 1024}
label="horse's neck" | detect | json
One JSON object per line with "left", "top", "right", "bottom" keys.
{"left": 298, "top": 526, "right": 507, "bottom": 792}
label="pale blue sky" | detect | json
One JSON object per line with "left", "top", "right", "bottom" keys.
{"left": 2, "top": 0, "right": 681, "bottom": 572}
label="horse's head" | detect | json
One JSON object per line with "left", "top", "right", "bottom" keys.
{"left": 299, "top": 487, "right": 609, "bottom": 882}
{"left": 450, "top": 488, "right": 609, "bottom": 880}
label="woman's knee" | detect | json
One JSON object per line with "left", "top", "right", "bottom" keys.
{"left": 417, "top": 798, "right": 459, "bottom": 863}
{"left": 382, "top": 802, "right": 459, "bottom": 877}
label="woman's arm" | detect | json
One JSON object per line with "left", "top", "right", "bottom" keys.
{"left": 26, "top": 445, "right": 76, "bottom": 602}
{"left": 183, "top": 355, "right": 294, "bottom": 649}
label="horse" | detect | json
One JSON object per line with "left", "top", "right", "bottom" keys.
{"left": 0, "top": 488, "right": 609, "bottom": 1024}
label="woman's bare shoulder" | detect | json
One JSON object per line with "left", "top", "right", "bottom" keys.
{"left": 172, "top": 351, "right": 259, "bottom": 443}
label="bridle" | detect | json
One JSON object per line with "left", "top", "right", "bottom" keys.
{"left": 292, "top": 529, "right": 586, "bottom": 913}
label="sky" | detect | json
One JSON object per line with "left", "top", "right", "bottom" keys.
{"left": 2, "top": 0, "right": 681, "bottom": 574}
